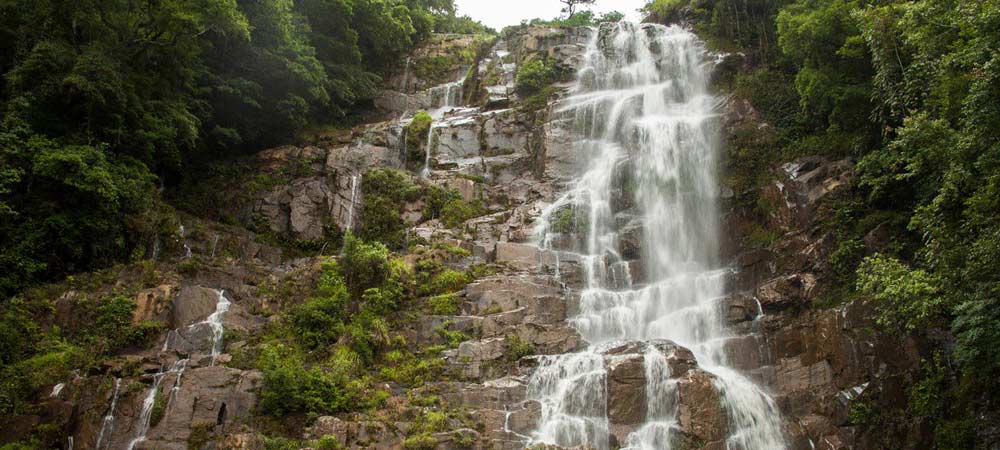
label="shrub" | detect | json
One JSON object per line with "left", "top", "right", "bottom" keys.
{"left": 427, "top": 270, "right": 471, "bottom": 297}
{"left": 515, "top": 59, "right": 559, "bottom": 96}
{"left": 504, "top": 334, "right": 535, "bottom": 361}
{"left": 150, "top": 390, "right": 167, "bottom": 427}
{"left": 428, "top": 293, "right": 461, "bottom": 316}
{"left": 403, "top": 433, "right": 439, "bottom": 450}
{"left": 340, "top": 234, "right": 391, "bottom": 298}
{"left": 440, "top": 199, "right": 484, "bottom": 228}
{"left": 359, "top": 169, "right": 421, "bottom": 249}
{"left": 857, "top": 254, "right": 945, "bottom": 332}
{"left": 256, "top": 344, "right": 350, "bottom": 416}
{"left": 407, "top": 111, "right": 433, "bottom": 165}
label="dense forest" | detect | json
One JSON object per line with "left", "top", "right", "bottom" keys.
{"left": 1, "top": 0, "right": 999, "bottom": 448}
{"left": 0, "top": 0, "right": 491, "bottom": 298}
{"left": 646, "top": 0, "right": 999, "bottom": 446}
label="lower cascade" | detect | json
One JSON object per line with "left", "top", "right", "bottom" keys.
{"left": 529, "top": 23, "right": 786, "bottom": 450}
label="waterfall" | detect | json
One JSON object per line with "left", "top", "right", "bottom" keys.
{"left": 205, "top": 289, "right": 231, "bottom": 364}
{"left": 421, "top": 124, "right": 440, "bottom": 179}
{"left": 347, "top": 174, "right": 360, "bottom": 232}
{"left": 529, "top": 23, "right": 786, "bottom": 450}
{"left": 210, "top": 234, "right": 220, "bottom": 258}
{"left": 179, "top": 225, "right": 191, "bottom": 259}
{"left": 125, "top": 360, "right": 188, "bottom": 450}
{"left": 50, "top": 382, "right": 65, "bottom": 398}
{"left": 94, "top": 378, "right": 121, "bottom": 450}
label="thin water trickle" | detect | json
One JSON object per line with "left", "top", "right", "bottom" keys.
{"left": 125, "top": 360, "right": 188, "bottom": 450}
{"left": 206, "top": 289, "right": 231, "bottom": 364}
{"left": 529, "top": 23, "right": 786, "bottom": 450}
{"left": 94, "top": 378, "right": 121, "bottom": 450}
{"left": 347, "top": 174, "right": 360, "bottom": 231}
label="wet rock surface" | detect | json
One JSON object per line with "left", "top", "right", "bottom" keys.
{"left": 25, "top": 26, "right": 923, "bottom": 450}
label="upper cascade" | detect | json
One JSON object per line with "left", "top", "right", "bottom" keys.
{"left": 531, "top": 22, "right": 786, "bottom": 450}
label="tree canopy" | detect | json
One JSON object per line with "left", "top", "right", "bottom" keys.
{"left": 0, "top": 0, "right": 490, "bottom": 298}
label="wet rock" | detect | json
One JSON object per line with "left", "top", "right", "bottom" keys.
{"left": 675, "top": 370, "right": 728, "bottom": 446}
{"left": 756, "top": 274, "right": 817, "bottom": 313}
{"left": 606, "top": 354, "right": 646, "bottom": 425}
{"left": 172, "top": 285, "right": 220, "bottom": 328}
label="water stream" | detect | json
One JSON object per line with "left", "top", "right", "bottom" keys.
{"left": 528, "top": 23, "right": 786, "bottom": 450}
{"left": 125, "top": 289, "right": 230, "bottom": 449}
{"left": 93, "top": 378, "right": 121, "bottom": 450}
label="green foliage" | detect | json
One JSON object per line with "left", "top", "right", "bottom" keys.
{"left": 359, "top": 169, "right": 422, "bottom": 249}
{"left": 187, "top": 421, "right": 216, "bottom": 450}
{"left": 313, "top": 436, "right": 344, "bottom": 450}
{"left": 434, "top": 322, "right": 468, "bottom": 348}
{"left": 857, "top": 254, "right": 944, "bottom": 332}
{"left": 407, "top": 111, "right": 434, "bottom": 165}
{"left": 150, "top": 390, "right": 168, "bottom": 427}
{"left": 0, "top": 342, "right": 83, "bottom": 414}
{"left": 340, "top": 234, "right": 391, "bottom": 298}
{"left": 403, "top": 434, "right": 439, "bottom": 450}
{"left": 646, "top": 0, "right": 1000, "bottom": 444}
{"left": 0, "top": 0, "right": 490, "bottom": 296}
{"left": 256, "top": 344, "right": 352, "bottom": 416}
{"left": 504, "top": 334, "right": 535, "bottom": 361}
{"left": 515, "top": 58, "right": 560, "bottom": 96}
{"left": 428, "top": 293, "right": 462, "bottom": 315}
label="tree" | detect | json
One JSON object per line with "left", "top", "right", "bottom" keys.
{"left": 560, "top": 0, "right": 596, "bottom": 17}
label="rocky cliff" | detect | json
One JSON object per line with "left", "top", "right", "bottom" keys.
{"left": 3, "top": 23, "right": 919, "bottom": 450}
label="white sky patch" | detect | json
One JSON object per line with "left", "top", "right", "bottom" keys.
{"left": 454, "top": 0, "right": 647, "bottom": 31}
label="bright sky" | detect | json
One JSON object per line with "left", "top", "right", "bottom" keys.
{"left": 454, "top": 0, "right": 647, "bottom": 31}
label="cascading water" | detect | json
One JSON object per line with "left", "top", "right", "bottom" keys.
{"left": 94, "top": 378, "right": 121, "bottom": 450}
{"left": 529, "top": 23, "right": 786, "bottom": 450}
{"left": 206, "top": 289, "right": 232, "bottom": 363}
{"left": 347, "top": 174, "right": 360, "bottom": 231}
{"left": 421, "top": 123, "right": 440, "bottom": 179}
{"left": 125, "top": 360, "right": 187, "bottom": 450}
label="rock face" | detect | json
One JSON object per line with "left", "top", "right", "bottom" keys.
{"left": 27, "top": 25, "right": 929, "bottom": 450}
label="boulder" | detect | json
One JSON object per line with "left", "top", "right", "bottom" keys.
{"left": 172, "top": 285, "right": 221, "bottom": 328}
{"left": 756, "top": 274, "right": 817, "bottom": 313}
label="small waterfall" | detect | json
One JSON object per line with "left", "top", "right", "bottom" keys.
{"left": 528, "top": 23, "right": 786, "bottom": 450}
{"left": 421, "top": 124, "right": 440, "bottom": 179}
{"left": 179, "top": 225, "right": 191, "bottom": 259}
{"left": 125, "top": 360, "right": 187, "bottom": 450}
{"left": 151, "top": 237, "right": 160, "bottom": 261}
{"left": 210, "top": 234, "right": 219, "bottom": 258}
{"left": 428, "top": 72, "right": 467, "bottom": 110}
{"left": 50, "top": 382, "right": 65, "bottom": 398}
{"left": 206, "top": 289, "right": 231, "bottom": 363}
{"left": 67, "top": 437, "right": 73, "bottom": 450}
{"left": 94, "top": 378, "right": 121, "bottom": 450}
{"left": 402, "top": 56, "right": 412, "bottom": 92}
{"left": 346, "top": 175, "right": 360, "bottom": 232}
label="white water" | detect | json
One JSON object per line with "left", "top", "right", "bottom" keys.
{"left": 93, "top": 378, "right": 121, "bottom": 450}
{"left": 50, "top": 382, "right": 65, "bottom": 398}
{"left": 125, "top": 360, "right": 188, "bottom": 450}
{"left": 123, "top": 289, "right": 227, "bottom": 449}
{"left": 206, "top": 289, "right": 232, "bottom": 363}
{"left": 347, "top": 175, "right": 360, "bottom": 231}
{"left": 421, "top": 123, "right": 441, "bottom": 179}
{"left": 528, "top": 23, "right": 786, "bottom": 450}
{"left": 160, "top": 289, "right": 230, "bottom": 361}
{"left": 179, "top": 225, "right": 192, "bottom": 259}
{"left": 420, "top": 70, "right": 469, "bottom": 178}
